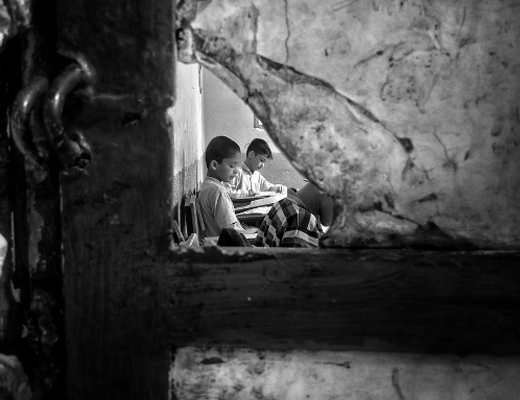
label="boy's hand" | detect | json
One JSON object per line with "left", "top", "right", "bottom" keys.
{"left": 248, "top": 189, "right": 259, "bottom": 196}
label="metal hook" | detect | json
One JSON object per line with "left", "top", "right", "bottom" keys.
{"left": 43, "top": 62, "right": 92, "bottom": 173}
{"left": 10, "top": 77, "right": 49, "bottom": 167}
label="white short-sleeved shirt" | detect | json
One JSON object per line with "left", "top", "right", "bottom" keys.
{"left": 199, "top": 176, "right": 239, "bottom": 236}
{"left": 227, "top": 162, "right": 286, "bottom": 198}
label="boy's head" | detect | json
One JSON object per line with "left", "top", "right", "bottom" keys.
{"left": 245, "top": 138, "right": 273, "bottom": 172}
{"left": 205, "top": 136, "right": 241, "bottom": 183}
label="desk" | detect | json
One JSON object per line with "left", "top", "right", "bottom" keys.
{"left": 203, "top": 228, "right": 258, "bottom": 246}
{"left": 233, "top": 193, "right": 285, "bottom": 228}
{"left": 236, "top": 206, "right": 271, "bottom": 228}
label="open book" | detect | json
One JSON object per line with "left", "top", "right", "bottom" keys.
{"left": 231, "top": 191, "right": 276, "bottom": 203}
{"left": 233, "top": 192, "right": 286, "bottom": 213}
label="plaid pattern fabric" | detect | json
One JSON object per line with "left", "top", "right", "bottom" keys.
{"left": 255, "top": 197, "right": 322, "bottom": 248}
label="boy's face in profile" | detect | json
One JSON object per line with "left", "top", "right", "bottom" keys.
{"left": 247, "top": 151, "right": 269, "bottom": 173}
{"left": 211, "top": 151, "right": 241, "bottom": 183}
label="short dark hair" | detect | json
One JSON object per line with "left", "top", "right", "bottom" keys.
{"left": 205, "top": 136, "right": 241, "bottom": 167}
{"left": 246, "top": 138, "right": 273, "bottom": 159}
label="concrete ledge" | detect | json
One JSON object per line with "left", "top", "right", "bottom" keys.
{"left": 172, "top": 346, "right": 520, "bottom": 400}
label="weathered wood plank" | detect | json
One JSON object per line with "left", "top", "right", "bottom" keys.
{"left": 160, "top": 249, "right": 520, "bottom": 356}
{"left": 56, "top": 0, "right": 176, "bottom": 397}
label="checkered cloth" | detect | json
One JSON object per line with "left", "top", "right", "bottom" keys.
{"left": 255, "top": 197, "right": 323, "bottom": 248}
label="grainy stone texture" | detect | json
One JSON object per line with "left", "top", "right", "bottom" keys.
{"left": 178, "top": 0, "right": 520, "bottom": 249}
{"left": 173, "top": 346, "right": 520, "bottom": 400}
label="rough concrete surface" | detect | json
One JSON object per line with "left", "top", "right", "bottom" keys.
{"left": 178, "top": 0, "right": 520, "bottom": 249}
{"left": 173, "top": 346, "right": 520, "bottom": 400}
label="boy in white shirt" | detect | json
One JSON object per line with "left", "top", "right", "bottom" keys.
{"left": 227, "top": 138, "right": 287, "bottom": 198}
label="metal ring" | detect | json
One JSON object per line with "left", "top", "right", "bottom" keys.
{"left": 10, "top": 77, "right": 49, "bottom": 166}
{"left": 43, "top": 63, "right": 92, "bottom": 172}
{"left": 43, "top": 63, "right": 84, "bottom": 150}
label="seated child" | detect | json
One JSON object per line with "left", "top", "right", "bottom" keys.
{"left": 255, "top": 182, "right": 334, "bottom": 248}
{"left": 198, "top": 135, "right": 245, "bottom": 237}
{"left": 227, "top": 138, "right": 287, "bottom": 198}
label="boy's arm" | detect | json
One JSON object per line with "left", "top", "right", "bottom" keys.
{"left": 222, "top": 221, "right": 243, "bottom": 230}
{"left": 214, "top": 191, "right": 242, "bottom": 230}
{"left": 223, "top": 181, "right": 242, "bottom": 198}
{"left": 225, "top": 184, "right": 251, "bottom": 198}
{"left": 257, "top": 173, "right": 287, "bottom": 194}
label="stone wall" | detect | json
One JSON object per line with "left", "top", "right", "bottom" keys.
{"left": 177, "top": 0, "right": 520, "bottom": 249}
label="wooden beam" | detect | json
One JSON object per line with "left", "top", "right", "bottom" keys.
{"left": 160, "top": 249, "right": 520, "bottom": 356}
{"left": 56, "top": 0, "right": 176, "bottom": 396}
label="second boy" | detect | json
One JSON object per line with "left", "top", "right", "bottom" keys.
{"left": 227, "top": 138, "right": 287, "bottom": 198}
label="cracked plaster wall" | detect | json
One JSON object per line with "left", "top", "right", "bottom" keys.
{"left": 178, "top": 0, "right": 520, "bottom": 249}
{"left": 169, "top": 62, "right": 205, "bottom": 222}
